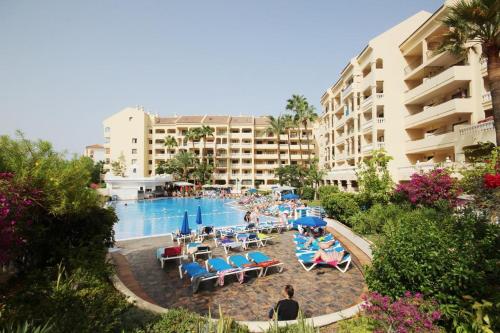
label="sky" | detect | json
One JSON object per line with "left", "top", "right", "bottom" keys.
{"left": 0, "top": 0, "right": 443, "bottom": 155}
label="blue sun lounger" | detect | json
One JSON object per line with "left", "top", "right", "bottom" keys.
{"left": 296, "top": 251, "right": 351, "bottom": 273}
{"left": 178, "top": 262, "right": 218, "bottom": 292}
{"left": 205, "top": 258, "right": 245, "bottom": 285}
{"left": 246, "top": 251, "right": 284, "bottom": 276}
{"left": 227, "top": 254, "right": 263, "bottom": 277}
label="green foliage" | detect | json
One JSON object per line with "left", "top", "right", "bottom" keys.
{"left": 316, "top": 185, "right": 338, "bottom": 200}
{"left": 156, "top": 151, "right": 196, "bottom": 181}
{"left": 89, "top": 159, "right": 104, "bottom": 184}
{"left": 356, "top": 149, "right": 393, "bottom": 208}
{"left": 0, "top": 321, "right": 54, "bottom": 333}
{"left": 300, "top": 187, "right": 314, "bottom": 200}
{"left": 463, "top": 142, "right": 496, "bottom": 163}
{"left": 191, "top": 161, "right": 214, "bottom": 185}
{"left": 321, "top": 192, "right": 359, "bottom": 225}
{"left": 275, "top": 165, "right": 307, "bottom": 188}
{"left": 348, "top": 203, "right": 409, "bottom": 236}
{"left": 163, "top": 135, "right": 178, "bottom": 150}
{"left": 136, "top": 308, "right": 249, "bottom": 333}
{"left": 337, "top": 315, "right": 375, "bottom": 333}
{"left": 111, "top": 153, "right": 126, "bottom": 177}
{"left": 441, "top": 296, "right": 499, "bottom": 333}
{"left": 265, "top": 311, "right": 317, "bottom": 333}
{"left": 0, "top": 266, "right": 129, "bottom": 333}
{"left": 365, "top": 207, "right": 500, "bottom": 311}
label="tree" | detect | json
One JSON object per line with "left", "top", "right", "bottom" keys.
{"left": 266, "top": 115, "right": 286, "bottom": 167}
{"left": 163, "top": 135, "right": 178, "bottom": 157}
{"left": 89, "top": 160, "right": 104, "bottom": 184}
{"left": 111, "top": 153, "right": 126, "bottom": 177}
{"left": 286, "top": 94, "right": 318, "bottom": 164}
{"left": 306, "top": 159, "right": 326, "bottom": 200}
{"left": 274, "top": 164, "right": 306, "bottom": 188}
{"left": 286, "top": 94, "right": 307, "bottom": 161}
{"left": 282, "top": 114, "right": 297, "bottom": 165}
{"left": 199, "top": 125, "right": 215, "bottom": 164}
{"left": 156, "top": 151, "right": 196, "bottom": 181}
{"left": 439, "top": 0, "right": 500, "bottom": 145}
{"left": 356, "top": 149, "right": 393, "bottom": 207}
{"left": 185, "top": 128, "right": 201, "bottom": 153}
{"left": 191, "top": 161, "right": 214, "bottom": 185}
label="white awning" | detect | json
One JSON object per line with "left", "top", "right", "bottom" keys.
{"left": 173, "top": 181, "right": 194, "bottom": 186}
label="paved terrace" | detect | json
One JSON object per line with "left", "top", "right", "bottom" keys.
{"left": 112, "top": 231, "right": 366, "bottom": 321}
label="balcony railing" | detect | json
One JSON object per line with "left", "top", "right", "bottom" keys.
{"left": 405, "top": 98, "right": 473, "bottom": 129}
{"left": 482, "top": 92, "right": 492, "bottom": 103}
{"left": 342, "top": 83, "right": 353, "bottom": 97}
{"left": 361, "top": 95, "right": 373, "bottom": 107}
{"left": 362, "top": 119, "right": 373, "bottom": 130}
{"left": 459, "top": 120, "right": 494, "bottom": 135}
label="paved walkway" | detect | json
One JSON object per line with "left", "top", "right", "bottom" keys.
{"left": 113, "top": 231, "right": 366, "bottom": 321}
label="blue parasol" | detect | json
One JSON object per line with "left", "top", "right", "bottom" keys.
{"left": 282, "top": 193, "right": 300, "bottom": 200}
{"left": 180, "top": 211, "right": 191, "bottom": 235}
{"left": 294, "top": 216, "right": 327, "bottom": 227}
{"left": 196, "top": 206, "right": 203, "bottom": 225}
{"left": 247, "top": 188, "right": 257, "bottom": 194}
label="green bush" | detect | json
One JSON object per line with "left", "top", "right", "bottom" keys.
{"left": 0, "top": 267, "right": 129, "bottom": 333}
{"left": 348, "top": 203, "right": 409, "bottom": 235}
{"left": 300, "top": 187, "right": 315, "bottom": 200}
{"left": 321, "top": 192, "right": 360, "bottom": 226}
{"left": 337, "top": 316, "right": 375, "bottom": 332}
{"left": 316, "top": 185, "right": 338, "bottom": 200}
{"left": 365, "top": 207, "right": 500, "bottom": 309}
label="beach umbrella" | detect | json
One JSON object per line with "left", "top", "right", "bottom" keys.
{"left": 247, "top": 188, "right": 257, "bottom": 194}
{"left": 294, "top": 216, "right": 327, "bottom": 227}
{"left": 196, "top": 206, "right": 203, "bottom": 225}
{"left": 282, "top": 193, "right": 300, "bottom": 200}
{"left": 180, "top": 211, "right": 191, "bottom": 235}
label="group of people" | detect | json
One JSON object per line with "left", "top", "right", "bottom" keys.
{"left": 299, "top": 227, "right": 345, "bottom": 267}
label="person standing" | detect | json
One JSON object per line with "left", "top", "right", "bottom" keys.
{"left": 268, "top": 285, "right": 299, "bottom": 321}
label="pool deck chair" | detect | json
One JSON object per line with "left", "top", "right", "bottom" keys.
{"left": 296, "top": 251, "right": 351, "bottom": 273}
{"left": 257, "top": 232, "right": 275, "bottom": 246}
{"left": 186, "top": 242, "right": 212, "bottom": 261}
{"left": 227, "top": 255, "right": 263, "bottom": 277}
{"left": 214, "top": 238, "right": 243, "bottom": 254}
{"left": 156, "top": 246, "right": 187, "bottom": 269}
{"left": 178, "top": 262, "right": 218, "bottom": 292}
{"left": 246, "top": 251, "right": 284, "bottom": 276}
{"left": 236, "top": 233, "right": 263, "bottom": 250}
{"left": 205, "top": 258, "right": 245, "bottom": 285}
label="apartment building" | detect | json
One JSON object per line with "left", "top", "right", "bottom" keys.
{"left": 318, "top": 11, "right": 432, "bottom": 190}
{"left": 318, "top": 1, "right": 496, "bottom": 189}
{"left": 103, "top": 107, "right": 316, "bottom": 189}
{"left": 84, "top": 144, "right": 105, "bottom": 163}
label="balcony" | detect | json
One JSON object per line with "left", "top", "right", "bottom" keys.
{"left": 398, "top": 162, "right": 449, "bottom": 180}
{"left": 341, "top": 83, "right": 353, "bottom": 99}
{"left": 255, "top": 164, "right": 277, "bottom": 170}
{"left": 405, "top": 98, "right": 473, "bottom": 129}
{"left": 213, "top": 174, "right": 227, "bottom": 180}
{"left": 361, "top": 95, "right": 373, "bottom": 110}
{"left": 255, "top": 143, "right": 278, "bottom": 149}
{"left": 255, "top": 153, "right": 278, "bottom": 159}
{"left": 362, "top": 143, "right": 373, "bottom": 152}
{"left": 327, "top": 166, "right": 357, "bottom": 181}
{"left": 406, "top": 131, "right": 457, "bottom": 154}
{"left": 335, "top": 117, "right": 346, "bottom": 129}
{"left": 481, "top": 57, "right": 487, "bottom": 76}
{"left": 404, "top": 66, "right": 471, "bottom": 105}
{"left": 482, "top": 92, "right": 492, "bottom": 108}
{"left": 362, "top": 119, "right": 373, "bottom": 131}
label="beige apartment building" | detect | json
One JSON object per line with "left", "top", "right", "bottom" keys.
{"left": 103, "top": 107, "right": 316, "bottom": 189}
{"left": 318, "top": 1, "right": 496, "bottom": 190}
{"left": 84, "top": 144, "right": 105, "bottom": 163}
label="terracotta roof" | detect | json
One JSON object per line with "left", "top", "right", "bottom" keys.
{"left": 156, "top": 117, "right": 177, "bottom": 124}
{"left": 86, "top": 144, "right": 104, "bottom": 149}
{"left": 230, "top": 116, "right": 253, "bottom": 125}
{"left": 176, "top": 116, "right": 204, "bottom": 124}
{"left": 203, "top": 116, "right": 230, "bottom": 124}
{"left": 254, "top": 117, "right": 271, "bottom": 125}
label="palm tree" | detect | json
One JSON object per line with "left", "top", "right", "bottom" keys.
{"left": 199, "top": 125, "right": 215, "bottom": 164}
{"left": 185, "top": 128, "right": 201, "bottom": 157}
{"left": 286, "top": 95, "right": 318, "bottom": 164}
{"left": 286, "top": 95, "right": 308, "bottom": 161}
{"left": 282, "top": 114, "right": 296, "bottom": 165}
{"left": 192, "top": 160, "right": 214, "bottom": 185}
{"left": 307, "top": 159, "right": 327, "bottom": 200}
{"left": 439, "top": 0, "right": 500, "bottom": 145}
{"left": 266, "top": 115, "right": 286, "bottom": 167}
{"left": 174, "top": 151, "right": 196, "bottom": 181}
{"left": 163, "top": 135, "right": 178, "bottom": 158}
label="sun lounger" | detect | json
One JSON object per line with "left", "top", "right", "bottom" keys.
{"left": 205, "top": 258, "right": 245, "bottom": 286}
{"left": 156, "top": 246, "right": 187, "bottom": 268}
{"left": 214, "top": 237, "right": 243, "bottom": 254}
{"left": 246, "top": 251, "right": 284, "bottom": 276}
{"left": 236, "top": 233, "right": 263, "bottom": 249}
{"left": 296, "top": 250, "right": 351, "bottom": 273}
{"left": 256, "top": 232, "right": 275, "bottom": 245}
{"left": 295, "top": 239, "right": 341, "bottom": 252}
{"left": 186, "top": 242, "right": 212, "bottom": 261}
{"left": 227, "top": 255, "right": 263, "bottom": 277}
{"left": 178, "top": 262, "right": 218, "bottom": 292}
{"left": 195, "top": 226, "right": 215, "bottom": 242}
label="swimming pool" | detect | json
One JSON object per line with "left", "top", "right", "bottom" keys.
{"left": 113, "top": 198, "right": 272, "bottom": 240}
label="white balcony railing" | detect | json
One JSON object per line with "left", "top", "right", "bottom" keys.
{"left": 342, "top": 83, "right": 353, "bottom": 97}
{"left": 459, "top": 120, "right": 494, "bottom": 135}
{"left": 362, "top": 119, "right": 373, "bottom": 130}
{"left": 362, "top": 144, "right": 373, "bottom": 152}
{"left": 361, "top": 95, "right": 373, "bottom": 107}
{"left": 482, "top": 92, "right": 492, "bottom": 103}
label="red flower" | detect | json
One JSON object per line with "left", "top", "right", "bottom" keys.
{"left": 484, "top": 173, "right": 500, "bottom": 189}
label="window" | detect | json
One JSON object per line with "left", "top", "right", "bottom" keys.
{"left": 105, "top": 158, "right": 110, "bottom": 164}
{"left": 132, "top": 149, "right": 137, "bottom": 154}
{"left": 104, "top": 127, "right": 110, "bottom": 132}
{"left": 129, "top": 117, "right": 133, "bottom": 121}
{"left": 133, "top": 168, "right": 137, "bottom": 173}
{"left": 132, "top": 138, "right": 137, "bottom": 144}
{"left": 104, "top": 137, "right": 110, "bottom": 143}
{"left": 105, "top": 148, "right": 110, "bottom": 154}
{"left": 131, "top": 159, "right": 137, "bottom": 164}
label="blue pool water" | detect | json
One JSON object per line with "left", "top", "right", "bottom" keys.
{"left": 113, "top": 198, "right": 273, "bottom": 240}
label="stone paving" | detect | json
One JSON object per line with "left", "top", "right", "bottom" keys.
{"left": 115, "top": 231, "right": 366, "bottom": 321}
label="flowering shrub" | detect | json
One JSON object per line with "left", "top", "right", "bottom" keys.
{"left": 0, "top": 172, "right": 40, "bottom": 265}
{"left": 483, "top": 173, "right": 500, "bottom": 189}
{"left": 395, "top": 169, "right": 462, "bottom": 207}
{"left": 362, "top": 291, "right": 442, "bottom": 333}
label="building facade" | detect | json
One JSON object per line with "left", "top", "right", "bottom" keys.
{"left": 318, "top": 2, "right": 496, "bottom": 190}
{"left": 103, "top": 107, "right": 316, "bottom": 189}
{"left": 84, "top": 144, "right": 105, "bottom": 163}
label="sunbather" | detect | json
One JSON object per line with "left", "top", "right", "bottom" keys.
{"left": 313, "top": 248, "right": 345, "bottom": 267}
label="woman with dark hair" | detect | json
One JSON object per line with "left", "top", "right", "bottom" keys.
{"left": 268, "top": 285, "right": 299, "bottom": 321}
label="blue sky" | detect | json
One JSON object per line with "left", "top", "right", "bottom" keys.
{"left": 0, "top": 0, "right": 443, "bottom": 154}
